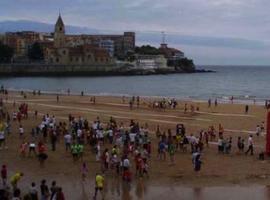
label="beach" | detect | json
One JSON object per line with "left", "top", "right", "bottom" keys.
{"left": 1, "top": 91, "right": 270, "bottom": 199}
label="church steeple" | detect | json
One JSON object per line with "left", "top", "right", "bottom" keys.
{"left": 54, "top": 13, "right": 65, "bottom": 48}
{"left": 55, "top": 13, "right": 65, "bottom": 33}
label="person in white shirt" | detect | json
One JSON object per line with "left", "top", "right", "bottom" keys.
{"left": 123, "top": 156, "right": 130, "bottom": 170}
{"left": 245, "top": 135, "right": 254, "bottom": 155}
{"left": 29, "top": 182, "right": 38, "bottom": 200}
{"left": 92, "top": 122, "right": 98, "bottom": 130}
{"left": 52, "top": 116, "right": 56, "bottom": 124}
{"left": 77, "top": 129, "right": 82, "bottom": 141}
{"left": 19, "top": 125, "right": 24, "bottom": 139}
{"left": 256, "top": 125, "right": 261, "bottom": 136}
{"left": 28, "top": 141, "right": 36, "bottom": 156}
{"left": 108, "top": 129, "right": 114, "bottom": 144}
{"left": 95, "top": 143, "right": 101, "bottom": 161}
{"left": 189, "top": 134, "right": 197, "bottom": 153}
{"left": 97, "top": 129, "right": 104, "bottom": 143}
{"left": 64, "top": 133, "right": 72, "bottom": 152}
{"left": 218, "top": 137, "right": 224, "bottom": 153}
{"left": 0, "top": 124, "right": 6, "bottom": 149}
{"left": 115, "top": 136, "right": 123, "bottom": 147}
{"left": 12, "top": 112, "right": 17, "bottom": 121}
{"left": 129, "top": 132, "right": 136, "bottom": 143}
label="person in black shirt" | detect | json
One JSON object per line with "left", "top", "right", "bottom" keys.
{"left": 40, "top": 179, "right": 49, "bottom": 200}
{"left": 50, "top": 181, "right": 58, "bottom": 200}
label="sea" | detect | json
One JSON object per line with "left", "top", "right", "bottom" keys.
{"left": 0, "top": 65, "right": 269, "bottom": 104}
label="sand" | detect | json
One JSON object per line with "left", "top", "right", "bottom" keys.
{"left": 1, "top": 91, "right": 270, "bottom": 199}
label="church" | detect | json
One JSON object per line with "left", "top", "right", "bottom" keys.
{"left": 45, "top": 14, "right": 135, "bottom": 65}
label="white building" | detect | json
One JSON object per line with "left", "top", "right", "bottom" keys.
{"left": 135, "top": 55, "right": 167, "bottom": 69}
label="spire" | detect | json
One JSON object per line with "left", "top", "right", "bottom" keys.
{"left": 56, "top": 13, "right": 64, "bottom": 27}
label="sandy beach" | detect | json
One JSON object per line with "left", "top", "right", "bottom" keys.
{"left": 1, "top": 91, "right": 270, "bottom": 199}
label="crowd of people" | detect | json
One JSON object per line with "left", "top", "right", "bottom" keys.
{"left": 0, "top": 87, "right": 267, "bottom": 199}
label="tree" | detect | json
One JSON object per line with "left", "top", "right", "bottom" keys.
{"left": 126, "top": 50, "right": 136, "bottom": 62}
{"left": 167, "top": 58, "right": 195, "bottom": 72}
{"left": 135, "top": 45, "right": 160, "bottom": 55}
{"left": 0, "top": 42, "right": 14, "bottom": 63}
{"left": 28, "top": 42, "right": 44, "bottom": 61}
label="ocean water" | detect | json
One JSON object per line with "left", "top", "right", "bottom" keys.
{"left": 0, "top": 65, "right": 269, "bottom": 104}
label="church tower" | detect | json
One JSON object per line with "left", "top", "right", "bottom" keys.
{"left": 54, "top": 14, "right": 65, "bottom": 48}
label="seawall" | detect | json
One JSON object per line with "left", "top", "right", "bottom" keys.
{"left": 0, "top": 63, "right": 203, "bottom": 77}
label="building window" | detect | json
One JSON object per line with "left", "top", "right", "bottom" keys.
{"left": 63, "top": 50, "right": 66, "bottom": 55}
{"left": 76, "top": 57, "right": 79, "bottom": 61}
{"left": 56, "top": 58, "right": 59, "bottom": 63}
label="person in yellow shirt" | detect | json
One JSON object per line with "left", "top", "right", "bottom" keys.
{"left": 0, "top": 121, "right": 4, "bottom": 132}
{"left": 10, "top": 172, "right": 23, "bottom": 191}
{"left": 94, "top": 173, "right": 104, "bottom": 200}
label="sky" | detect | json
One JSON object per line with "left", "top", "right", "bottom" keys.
{"left": 1, "top": 0, "right": 270, "bottom": 65}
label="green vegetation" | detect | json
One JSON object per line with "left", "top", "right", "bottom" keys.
{"left": 0, "top": 42, "right": 14, "bottom": 63}
{"left": 135, "top": 45, "right": 160, "bottom": 55}
{"left": 131, "top": 45, "right": 196, "bottom": 72}
{"left": 28, "top": 42, "right": 44, "bottom": 61}
{"left": 167, "top": 58, "right": 195, "bottom": 72}
{"left": 126, "top": 51, "right": 136, "bottom": 62}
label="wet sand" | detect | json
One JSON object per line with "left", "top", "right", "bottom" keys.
{"left": 1, "top": 92, "right": 270, "bottom": 200}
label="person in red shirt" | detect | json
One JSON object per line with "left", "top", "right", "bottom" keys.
{"left": 218, "top": 124, "right": 224, "bottom": 137}
{"left": 56, "top": 187, "right": 65, "bottom": 200}
{"left": 1, "top": 164, "right": 7, "bottom": 186}
{"left": 38, "top": 142, "right": 48, "bottom": 167}
{"left": 17, "top": 112, "right": 22, "bottom": 123}
{"left": 135, "top": 153, "right": 143, "bottom": 177}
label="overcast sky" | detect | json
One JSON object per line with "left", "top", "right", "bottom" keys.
{"left": 1, "top": 0, "right": 270, "bottom": 65}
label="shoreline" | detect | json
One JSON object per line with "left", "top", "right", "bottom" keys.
{"left": 0, "top": 63, "right": 214, "bottom": 77}
{"left": 4, "top": 87, "right": 266, "bottom": 106}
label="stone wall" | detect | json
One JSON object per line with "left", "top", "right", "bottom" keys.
{"left": 0, "top": 63, "right": 196, "bottom": 76}
{"left": 0, "top": 63, "right": 121, "bottom": 76}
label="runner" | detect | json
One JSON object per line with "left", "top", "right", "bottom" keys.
{"left": 81, "top": 162, "right": 88, "bottom": 181}
{"left": 38, "top": 141, "right": 48, "bottom": 167}
{"left": 10, "top": 172, "right": 24, "bottom": 192}
{"left": 18, "top": 124, "right": 24, "bottom": 139}
{"left": 20, "top": 141, "right": 28, "bottom": 157}
{"left": 93, "top": 173, "right": 105, "bottom": 200}
{"left": 192, "top": 152, "right": 202, "bottom": 172}
{"left": 0, "top": 120, "right": 7, "bottom": 149}
{"left": 245, "top": 135, "right": 254, "bottom": 155}
{"left": 28, "top": 140, "right": 36, "bottom": 157}
{"left": 168, "top": 142, "right": 175, "bottom": 165}
{"left": 29, "top": 182, "right": 38, "bottom": 200}
{"left": 40, "top": 179, "right": 50, "bottom": 200}
{"left": 50, "top": 181, "right": 58, "bottom": 200}
{"left": 93, "top": 142, "right": 100, "bottom": 162}
{"left": 71, "top": 143, "right": 79, "bottom": 162}
{"left": 1, "top": 164, "right": 7, "bottom": 186}
{"left": 64, "top": 132, "right": 72, "bottom": 152}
